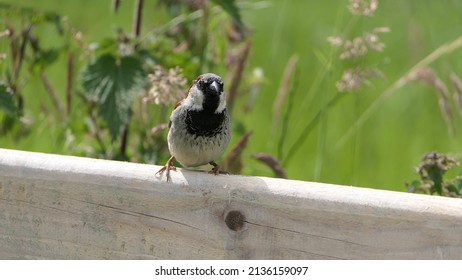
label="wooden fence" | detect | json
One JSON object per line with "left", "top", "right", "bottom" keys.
{"left": 1, "top": 148, "right": 461, "bottom": 259}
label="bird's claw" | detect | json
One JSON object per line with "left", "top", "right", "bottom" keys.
{"left": 156, "top": 156, "right": 176, "bottom": 182}
{"left": 208, "top": 161, "right": 228, "bottom": 175}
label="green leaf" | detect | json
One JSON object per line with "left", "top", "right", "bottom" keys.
{"left": 93, "top": 37, "right": 119, "bottom": 57}
{"left": 81, "top": 54, "right": 146, "bottom": 141}
{"left": 0, "top": 3, "right": 63, "bottom": 34}
{"left": 210, "top": 0, "right": 245, "bottom": 29}
{"left": 30, "top": 47, "right": 62, "bottom": 74}
{"left": 450, "top": 177, "right": 462, "bottom": 195}
{"left": 0, "top": 84, "right": 18, "bottom": 116}
{"left": 446, "top": 183, "right": 461, "bottom": 197}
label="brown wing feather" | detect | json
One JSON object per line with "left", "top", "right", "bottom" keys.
{"left": 174, "top": 75, "right": 200, "bottom": 109}
{"left": 169, "top": 75, "right": 200, "bottom": 129}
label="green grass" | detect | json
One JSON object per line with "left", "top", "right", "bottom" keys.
{"left": 2, "top": 0, "right": 462, "bottom": 193}
{"left": 240, "top": 0, "right": 462, "bottom": 191}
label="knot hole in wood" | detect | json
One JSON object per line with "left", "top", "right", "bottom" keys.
{"left": 224, "top": 210, "right": 245, "bottom": 231}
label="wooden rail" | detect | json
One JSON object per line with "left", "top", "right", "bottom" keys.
{"left": 1, "top": 148, "right": 462, "bottom": 259}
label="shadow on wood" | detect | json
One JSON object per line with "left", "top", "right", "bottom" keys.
{"left": 1, "top": 148, "right": 462, "bottom": 259}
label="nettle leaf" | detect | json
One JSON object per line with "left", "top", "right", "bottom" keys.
{"left": 81, "top": 54, "right": 145, "bottom": 141}
{"left": 0, "top": 84, "right": 18, "bottom": 116}
{"left": 211, "top": 0, "right": 245, "bottom": 29}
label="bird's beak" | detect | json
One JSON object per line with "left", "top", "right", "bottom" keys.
{"left": 210, "top": 81, "right": 220, "bottom": 94}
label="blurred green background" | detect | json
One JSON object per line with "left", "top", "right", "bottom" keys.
{"left": 1, "top": 0, "right": 462, "bottom": 192}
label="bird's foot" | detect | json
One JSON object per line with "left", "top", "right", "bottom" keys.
{"left": 208, "top": 161, "right": 228, "bottom": 175}
{"left": 156, "top": 156, "right": 176, "bottom": 182}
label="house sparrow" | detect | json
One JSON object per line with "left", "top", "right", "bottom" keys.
{"left": 156, "top": 73, "right": 230, "bottom": 181}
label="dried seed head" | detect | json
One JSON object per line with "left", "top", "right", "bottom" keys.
{"left": 221, "top": 132, "right": 252, "bottom": 174}
{"left": 252, "top": 153, "right": 287, "bottom": 179}
{"left": 337, "top": 68, "right": 362, "bottom": 92}
{"left": 144, "top": 66, "right": 187, "bottom": 106}
{"left": 150, "top": 123, "right": 169, "bottom": 135}
{"left": 0, "top": 29, "right": 11, "bottom": 38}
{"left": 451, "top": 73, "right": 462, "bottom": 113}
{"left": 329, "top": 28, "right": 389, "bottom": 60}
{"left": 418, "top": 152, "right": 458, "bottom": 178}
{"left": 406, "top": 68, "right": 455, "bottom": 135}
{"left": 327, "top": 36, "right": 343, "bottom": 47}
{"left": 348, "top": 0, "right": 378, "bottom": 16}
{"left": 329, "top": 1, "right": 388, "bottom": 94}
{"left": 336, "top": 67, "right": 382, "bottom": 92}
{"left": 373, "top": 27, "right": 391, "bottom": 33}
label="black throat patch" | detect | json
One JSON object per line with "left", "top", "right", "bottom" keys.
{"left": 185, "top": 109, "right": 227, "bottom": 137}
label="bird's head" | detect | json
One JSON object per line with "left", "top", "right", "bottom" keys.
{"left": 183, "top": 73, "right": 226, "bottom": 113}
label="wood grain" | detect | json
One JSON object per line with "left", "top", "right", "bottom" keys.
{"left": 1, "top": 148, "right": 462, "bottom": 259}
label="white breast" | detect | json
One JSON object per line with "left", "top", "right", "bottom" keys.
{"left": 168, "top": 129, "right": 230, "bottom": 167}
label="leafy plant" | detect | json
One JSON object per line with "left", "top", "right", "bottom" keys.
{"left": 406, "top": 152, "right": 462, "bottom": 198}
{"left": 4, "top": 0, "right": 461, "bottom": 190}
{"left": 81, "top": 54, "right": 145, "bottom": 141}
{"left": 0, "top": 0, "right": 277, "bottom": 174}
{"left": 0, "top": 4, "right": 67, "bottom": 137}
{"left": 0, "top": 84, "right": 17, "bottom": 117}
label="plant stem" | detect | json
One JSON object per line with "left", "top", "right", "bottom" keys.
{"left": 227, "top": 41, "right": 251, "bottom": 114}
{"left": 28, "top": 35, "right": 65, "bottom": 121}
{"left": 112, "top": 0, "right": 121, "bottom": 13}
{"left": 13, "top": 25, "right": 32, "bottom": 85}
{"left": 9, "top": 25, "right": 31, "bottom": 115}
{"left": 89, "top": 108, "right": 107, "bottom": 155}
{"left": 282, "top": 92, "right": 345, "bottom": 166}
{"left": 277, "top": 58, "right": 299, "bottom": 161}
{"left": 119, "top": 121, "right": 129, "bottom": 159}
{"left": 118, "top": 0, "right": 143, "bottom": 159}
{"left": 66, "top": 52, "right": 74, "bottom": 116}
{"left": 132, "top": 0, "right": 143, "bottom": 38}
{"left": 198, "top": 3, "right": 209, "bottom": 74}
{"left": 39, "top": 72, "right": 65, "bottom": 121}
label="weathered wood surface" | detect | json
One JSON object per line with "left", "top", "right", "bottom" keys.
{"left": 1, "top": 148, "right": 462, "bottom": 259}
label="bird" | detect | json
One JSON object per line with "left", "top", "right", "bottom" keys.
{"left": 156, "top": 73, "right": 231, "bottom": 181}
